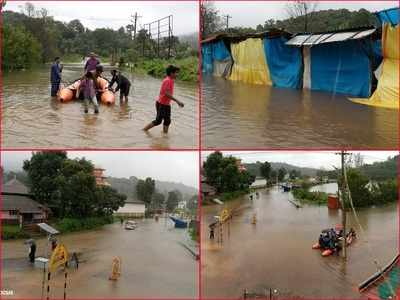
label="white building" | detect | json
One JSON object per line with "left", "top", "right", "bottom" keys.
{"left": 177, "top": 201, "right": 186, "bottom": 210}
{"left": 114, "top": 198, "right": 145, "bottom": 218}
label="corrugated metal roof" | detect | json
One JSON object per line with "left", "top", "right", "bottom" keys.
{"left": 286, "top": 28, "right": 376, "bottom": 46}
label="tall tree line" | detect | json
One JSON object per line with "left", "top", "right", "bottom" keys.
{"left": 3, "top": 2, "right": 195, "bottom": 70}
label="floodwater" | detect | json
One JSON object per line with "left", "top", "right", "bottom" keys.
{"left": 202, "top": 75, "right": 398, "bottom": 148}
{"left": 2, "top": 64, "right": 197, "bottom": 149}
{"left": 201, "top": 185, "right": 398, "bottom": 298}
{"left": 2, "top": 219, "right": 197, "bottom": 298}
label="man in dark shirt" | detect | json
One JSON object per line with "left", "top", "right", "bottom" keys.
{"left": 50, "top": 57, "right": 63, "bottom": 97}
{"left": 109, "top": 69, "right": 131, "bottom": 102}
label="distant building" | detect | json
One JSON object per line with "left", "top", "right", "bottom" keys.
{"left": 93, "top": 167, "right": 110, "bottom": 186}
{"left": 2, "top": 177, "right": 49, "bottom": 225}
{"left": 201, "top": 174, "right": 216, "bottom": 199}
{"left": 178, "top": 201, "right": 186, "bottom": 210}
{"left": 114, "top": 198, "right": 145, "bottom": 218}
{"left": 235, "top": 159, "right": 246, "bottom": 172}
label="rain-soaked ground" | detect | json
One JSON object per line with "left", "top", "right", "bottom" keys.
{"left": 2, "top": 219, "right": 197, "bottom": 298}
{"left": 2, "top": 64, "right": 197, "bottom": 149}
{"left": 201, "top": 184, "right": 398, "bottom": 298}
{"left": 202, "top": 75, "right": 398, "bottom": 149}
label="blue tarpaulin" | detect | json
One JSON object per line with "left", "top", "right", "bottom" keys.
{"left": 212, "top": 40, "right": 231, "bottom": 61}
{"left": 310, "top": 40, "right": 371, "bottom": 97}
{"left": 202, "top": 43, "right": 213, "bottom": 73}
{"left": 375, "top": 7, "right": 399, "bottom": 26}
{"left": 263, "top": 36, "right": 302, "bottom": 89}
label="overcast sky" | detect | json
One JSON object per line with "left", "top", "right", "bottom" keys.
{"left": 213, "top": 1, "right": 397, "bottom": 29}
{"left": 5, "top": 1, "right": 198, "bottom": 35}
{"left": 202, "top": 151, "right": 397, "bottom": 170}
{"left": 2, "top": 151, "right": 199, "bottom": 189}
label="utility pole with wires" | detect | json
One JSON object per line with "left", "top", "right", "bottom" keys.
{"left": 223, "top": 14, "right": 232, "bottom": 31}
{"left": 131, "top": 12, "right": 141, "bottom": 39}
{"left": 336, "top": 150, "right": 350, "bottom": 259}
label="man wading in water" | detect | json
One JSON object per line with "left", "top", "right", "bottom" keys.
{"left": 143, "top": 65, "right": 184, "bottom": 134}
{"left": 50, "top": 57, "right": 63, "bottom": 97}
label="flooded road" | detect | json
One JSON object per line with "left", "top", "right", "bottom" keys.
{"left": 201, "top": 185, "right": 398, "bottom": 298}
{"left": 2, "top": 64, "right": 197, "bottom": 149}
{"left": 2, "top": 219, "right": 197, "bottom": 298}
{"left": 202, "top": 75, "right": 398, "bottom": 148}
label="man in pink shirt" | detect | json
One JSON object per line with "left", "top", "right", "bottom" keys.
{"left": 143, "top": 65, "right": 184, "bottom": 134}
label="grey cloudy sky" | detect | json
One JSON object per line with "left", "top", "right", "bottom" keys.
{"left": 5, "top": 1, "right": 198, "bottom": 35}
{"left": 202, "top": 151, "right": 397, "bottom": 170}
{"left": 214, "top": 1, "right": 397, "bottom": 28}
{"left": 2, "top": 151, "right": 199, "bottom": 189}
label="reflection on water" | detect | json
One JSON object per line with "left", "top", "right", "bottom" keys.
{"left": 2, "top": 64, "right": 197, "bottom": 149}
{"left": 202, "top": 75, "right": 398, "bottom": 148}
{"left": 202, "top": 185, "right": 397, "bottom": 298}
{"left": 2, "top": 220, "right": 196, "bottom": 298}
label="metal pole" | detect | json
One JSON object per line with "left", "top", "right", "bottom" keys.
{"left": 340, "top": 151, "right": 347, "bottom": 258}
{"left": 157, "top": 20, "right": 160, "bottom": 58}
{"left": 168, "top": 16, "right": 171, "bottom": 59}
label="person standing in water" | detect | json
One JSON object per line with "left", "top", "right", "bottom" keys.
{"left": 143, "top": 65, "right": 184, "bottom": 134}
{"left": 84, "top": 52, "right": 100, "bottom": 73}
{"left": 77, "top": 72, "right": 99, "bottom": 114}
{"left": 50, "top": 57, "right": 63, "bottom": 97}
{"left": 109, "top": 69, "right": 131, "bottom": 102}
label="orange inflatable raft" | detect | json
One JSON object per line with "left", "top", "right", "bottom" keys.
{"left": 57, "top": 80, "right": 81, "bottom": 103}
{"left": 97, "top": 78, "right": 115, "bottom": 105}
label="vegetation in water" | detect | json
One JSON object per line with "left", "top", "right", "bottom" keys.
{"left": 131, "top": 57, "right": 198, "bottom": 82}
{"left": 1, "top": 225, "right": 31, "bottom": 240}
{"left": 54, "top": 216, "right": 114, "bottom": 233}
{"left": 292, "top": 189, "right": 328, "bottom": 205}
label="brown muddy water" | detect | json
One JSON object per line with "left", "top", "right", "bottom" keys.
{"left": 201, "top": 184, "right": 398, "bottom": 298}
{"left": 2, "top": 64, "right": 197, "bottom": 149}
{"left": 202, "top": 75, "right": 398, "bottom": 149}
{"left": 2, "top": 219, "right": 197, "bottom": 298}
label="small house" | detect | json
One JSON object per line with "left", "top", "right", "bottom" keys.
{"left": 114, "top": 198, "right": 145, "bottom": 218}
{"left": 2, "top": 177, "right": 49, "bottom": 225}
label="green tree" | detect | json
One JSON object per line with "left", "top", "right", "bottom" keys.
{"left": 3, "top": 24, "right": 42, "bottom": 70}
{"left": 278, "top": 168, "right": 287, "bottom": 182}
{"left": 166, "top": 190, "right": 182, "bottom": 212}
{"left": 260, "top": 161, "right": 271, "bottom": 181}
{"left": 151, "top": 192, "right": 165, "bottom": 210}
{"left": 203, "top": 151, "right": 255, "bottom": 193}
{"left": 344, "top": 168, "right": 371, "bottom": 207}
{"left": 94, "top": 185, "right": 126, "bottom": 216}
{"left": 23, "top": 151, "right": 68, "bottom": 212}
{"left": 136, "top": 177, "right": 155, "bottom": 208}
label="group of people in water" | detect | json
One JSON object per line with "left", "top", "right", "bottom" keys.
{"left": 50, "top": 52, "right": 184, "bottom": 133}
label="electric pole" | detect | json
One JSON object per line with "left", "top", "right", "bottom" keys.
{"left": 131, "top": 12, "right": 141, "bottom": 39}
{"left": 336, "top": 150, "right": 350, "bottom": 258}
{"left": 223, "top": 14, "right": 232, "bottom": 31}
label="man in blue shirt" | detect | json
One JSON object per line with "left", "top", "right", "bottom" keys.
{"left": 50, "top": 57, "right": 63, "bottom": 97}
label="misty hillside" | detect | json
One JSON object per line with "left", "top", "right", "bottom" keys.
{"left": 244, "top": 162, "right": 320, "bottom": 178}
{"left": 179, "top": 32, "right": 198, "bottom": 50}
{"left": 106, "top": 176, "right": 198, "bottom": 200}
{"left": 2, "top": 171, "right": 198, "bottom": 200}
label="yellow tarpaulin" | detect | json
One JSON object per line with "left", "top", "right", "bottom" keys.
{"left": 351, "top": 24, "right": 399, "bottom": 109}
{"left": 229, "top": 38, "right": 271, "bottom": 85}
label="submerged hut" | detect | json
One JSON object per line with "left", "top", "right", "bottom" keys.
{"left": 201, "top": 7, "right": 399, "bottom": 106}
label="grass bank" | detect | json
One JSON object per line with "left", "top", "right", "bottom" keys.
{"left": 1, "top": 216, "right": 114, "bottom": 240}
{"left": 131, "top": 56, "right": 198, "bottom": 82}
{"left": 292, "top": 188, "right": 328, "bottom": 205}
